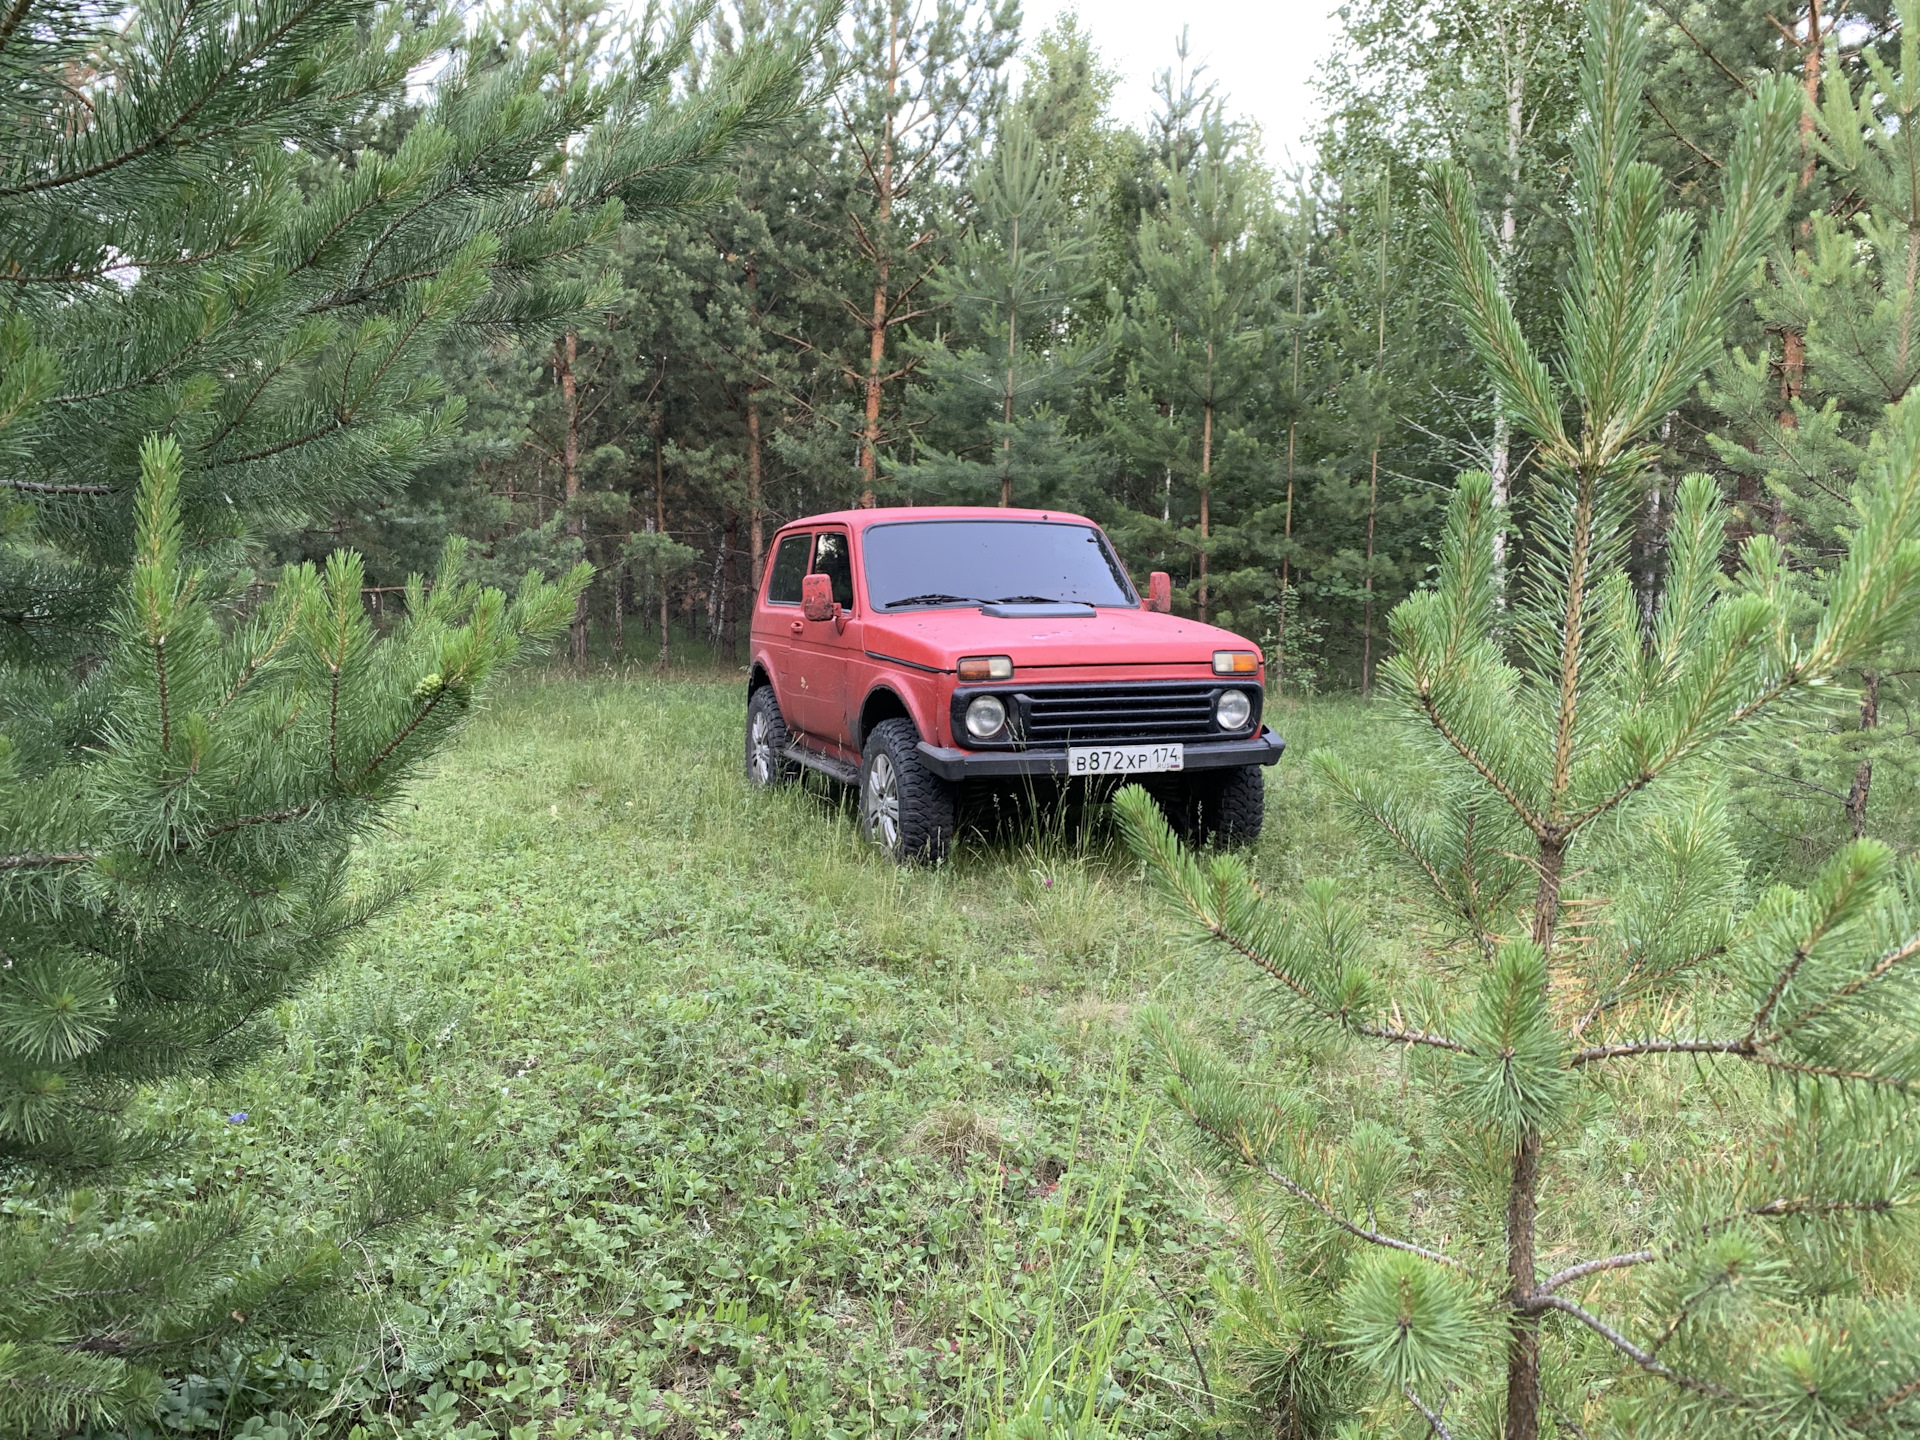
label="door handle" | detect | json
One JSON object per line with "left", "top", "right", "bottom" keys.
{"left": 789, "top": 620, "right": 805, "bottom": 634}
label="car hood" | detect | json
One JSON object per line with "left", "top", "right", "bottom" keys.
{"left": 860, "top": 606, "right": 1259, "bottom": 671}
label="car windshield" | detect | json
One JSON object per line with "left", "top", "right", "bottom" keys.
{"left": 862, "top": 520, "right": 1136, "bottom": 611}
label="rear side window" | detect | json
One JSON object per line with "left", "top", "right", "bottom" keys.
{"left": 812, "top": 531, "right": 855, "bottom": 608}
{"left": 766, "top": 532, "right": 811, "bottom": 605}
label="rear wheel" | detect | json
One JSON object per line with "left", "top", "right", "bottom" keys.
{"left": 744, "top": 686, "right": 798, "bottom": 788}
{"left": 1156, "top": 765, "right": 1264, "bottom": 848}
{"left": 861, "top": 718, "right": 955, "bottom": 864}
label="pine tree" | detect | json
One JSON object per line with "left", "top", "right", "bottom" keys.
{"left": 828, "top": 0, "right": 1018, "bottom": 503}
{"left": 488, "top": 0, "right": 633, "bottom": 662}
{"left": 1115, "top": 1, "right": 1920, "bottom": 1431}
{"left": 1707, "top": 0, "right": 1920, "bottom": 845}
{"left": 1107, "top": 115, "right": 1277, "bottom": 624}
{"left": 0, "top": 0, "right": 811, "bottom": 1426}
{"left": 896, "top": 111, "right": 1102, "bottom": 509}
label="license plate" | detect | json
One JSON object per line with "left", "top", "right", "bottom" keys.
{"left": 1067, "top": 743, "right": 1184, "bottom": 776}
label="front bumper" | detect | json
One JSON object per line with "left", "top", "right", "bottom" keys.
{"left": 915, "top": 727, "right": 1285, "bottom": 781}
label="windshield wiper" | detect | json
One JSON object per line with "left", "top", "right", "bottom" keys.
{"left": 990, "top": 595, "right": 1074, "bottom": 605}
{"left": 883, "top": 593, "right": 984, "bottom": 609}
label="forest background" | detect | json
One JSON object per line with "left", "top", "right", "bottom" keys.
{"left": 311, "top": 0, "right": 1911, "bottom": 834}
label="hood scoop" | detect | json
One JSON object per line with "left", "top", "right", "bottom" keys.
{"left": 979, "top": 601, "right": 1097, "bottom": 619}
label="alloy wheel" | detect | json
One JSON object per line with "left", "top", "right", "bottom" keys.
{"left": 749, "top": 709, "right": 775, "bottom": 785}
{"left": 865, "top": 752, "right": 900, "bottom": 851}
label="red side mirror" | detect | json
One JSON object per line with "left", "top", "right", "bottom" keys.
{"left": 1143, "top": 572, "right": 1172, "bottom": 614}
{"left": 801, "top": 573, "right": 837, "bottom": 622}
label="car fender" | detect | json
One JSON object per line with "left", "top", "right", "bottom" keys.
{"left": 853, "top": 673, "right": 942, "bottom": 752}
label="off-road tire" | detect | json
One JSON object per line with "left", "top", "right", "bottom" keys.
{"left": 860, "top": 718, "right": 956, "bottom": 864}
{"left": 744, "top": 686, "right": 799, "bottom": 788}
{"left": 1156, "top": 764, "right": 1264, "bottom": 848}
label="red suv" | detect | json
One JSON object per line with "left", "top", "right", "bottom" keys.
{"left": 744, "top": 506, "right": 1284, "bottom": 862}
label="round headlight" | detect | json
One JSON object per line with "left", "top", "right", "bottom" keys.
{"left": 1215, "top": 689, "right": 1252, "bottom": 731}
{"left": 965, "top": 694, "right": 1008, "bottom": 740}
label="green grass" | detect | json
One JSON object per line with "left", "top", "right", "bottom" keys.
{"left": 76, "top": 666, "right": 1914, "bottom": 1439}
{"left": 108, "top": 671, "right": 1402, "bottom": 1440}
{"left": 86, "top": 665, "right": 1910, "bottom": 1440}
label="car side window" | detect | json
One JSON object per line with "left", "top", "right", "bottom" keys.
{"left": 812, "top": 530, "right": 854, "bottom": 608}
{"left": 766, "top": 532, "right": 812, "bottom": 605}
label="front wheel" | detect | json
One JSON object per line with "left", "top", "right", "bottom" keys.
{"left": 1155, "top": 765, "right": 1264, "bottom": 848}
{"left": 860, "top": 718, "right": 955, "bottom": 864}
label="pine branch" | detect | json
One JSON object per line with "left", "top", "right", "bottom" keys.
{"left": 0, "top": 0, "right": 338, "bottom": 200}
{"left": 1763, "top": 930, "right": 1920, "bottom": 1046}
{"left": 1538, "top": 1250, "right": 1658, "bottom": 1292}
{"left": 1416, "top": 692, "right": 1546, "bottom": 838}
{"left": 1524, "top": 1293, "right": 1733, "bottom": 1397}
{"left": 0, "top": 0, "right": 37, "bottom": 56}
{"left": 2, "top": 478, "right": 113, "bottom": 495}
{"left": 1404, "top": 1385, "right": 1454, "bottom": 1440}
{"left": 1181, "top": 1104, "right": 1462, "bottom": 1268}
{"left": 207, "top": 605, "right": 303, "bottom": 721}
{"left": 1195, "top": 907, "right": 1465, "bottom": 1052}
{"left": 1570, "top": 1038, "right": 1750, "bottom": 1064}
{"left": 0, "top": 853, "right": 92, "bottom": 870}
{"left": 1570, "top": 1034, "right": 1914, "bottom": 1089}
{"left": 1850, "top": 1371, "right": 1920, "bottom": 1428}
{"left": 356, "top": 691, "right": 449, "bottom": 782}
{"left": 199, "top": 802, "right": 323, "bottom": 839}
{"left": 1748, "top": 866, "right": 1872, "bottom": 1040}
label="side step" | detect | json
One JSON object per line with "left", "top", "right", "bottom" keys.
{"left": 784, "top": 744, "right": 860, "bottom": 786}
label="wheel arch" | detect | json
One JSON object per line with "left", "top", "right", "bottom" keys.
{"left": 747, "top": 659, "right": 775, "bottom": 697}
{"left": 855, "top": 684, "right": 917, "bottom": 751}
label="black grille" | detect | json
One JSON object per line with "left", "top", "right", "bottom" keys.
{"left": 952, "top": 681, "right": 1261, "bottom": 748}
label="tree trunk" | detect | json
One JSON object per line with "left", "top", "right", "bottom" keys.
{"left": 1001, "top": 214, "right": 1020, "bottom": 508}
{"left": 1501, "top": 460, "right": 1604, "bottom": 1440}
{"left": 1504, "top": 830, "right": 1568, "bottom": 1440}
{"left": 1490, "top": 8, "right": 1525, "bottom": 588}
{"left": 1198, "top": 400, "right": 1212, "bottom": 623}
{"left": 1799, "top": 0, "right": 1823, "bottom": 191}
{"left": 1504, "top": 1128, "right": 1544, "bottom": 1440}
{"left": 1362, "top": 445, "right": 1379, "bottom": 697}
{"left": 1364, "top": 176, "right": 1388, "bottom": 697}
{"left": 863, "top": 272, "right": 889, "bottom": 497}
{"left": 1279, "top": 424, "right": 1295, "bottom": 694}
{"left": 612, "top": 561, "right": 626, "bottom": 661}
{"left": 655, "top": 431, "right": 670, "bottom": 670}
{"left": 1847, "top": 670, "right": 1879, "bottom": 837}
{"left": 747, "top": 397, "right": 765, "bottom": 589}
{"left": 1278, "top": 250, "right": 1303, "bottom": 694}
{"left": 858, "top": 9, "right": 899, "bottom": 506}
{"left": 705, "top": 526, "right": 726, "bottom": 653}
{"left": 560, "top": 329, "right": 588, "bottom": 663}
{"left": 1774, "top": 0, "right": 1821, "bottom": 509}
{"left": 722, "top": 507, "right": 740, "bottom": 663}
{"left": 1639, "top": 476, "right": 1663, "bottom": 629}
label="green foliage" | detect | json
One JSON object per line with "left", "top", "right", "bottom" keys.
{"left": 1104, "top": 116, "right": 1277, "bottom": 623}
{"left": 0, "top": 0, "right": 815, "bottom": 1426}
{"left": 898, "top": 111, "right": 1104, "bottom": 509}
{"left": 1121, "top": 0, "right": 1920, "bottom": 1432}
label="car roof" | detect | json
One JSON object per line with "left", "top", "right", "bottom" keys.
{"left": 772, "top": 505, "right": 1100, "bottom": 535}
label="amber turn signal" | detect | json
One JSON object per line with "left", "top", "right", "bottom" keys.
{"left": 1212, "top": 650, "right": 1259, "bottom": 675}
{"left": 957, "top": 655, "right": 1014, "bottom": 682}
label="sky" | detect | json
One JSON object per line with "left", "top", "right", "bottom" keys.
{"left": 1019, "top": 0, "right": 1344, "bottom": 173}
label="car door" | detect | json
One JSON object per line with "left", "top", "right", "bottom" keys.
{"left": 756, "top": 529, "right": 813, "bottom": 716}
{"left": 785, "top": 526, "right": 860, "bottom": 748}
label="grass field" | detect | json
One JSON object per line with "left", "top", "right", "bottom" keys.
{"left": 100, "top": 665, "right": 1914, "bottom": 1440}
{"left": 116, "top": 669, "right": 1421, "bottom": 1440}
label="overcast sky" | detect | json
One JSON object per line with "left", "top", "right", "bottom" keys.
{"left": 1020, "top": 1, "right": 1343, "bottom": 173}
